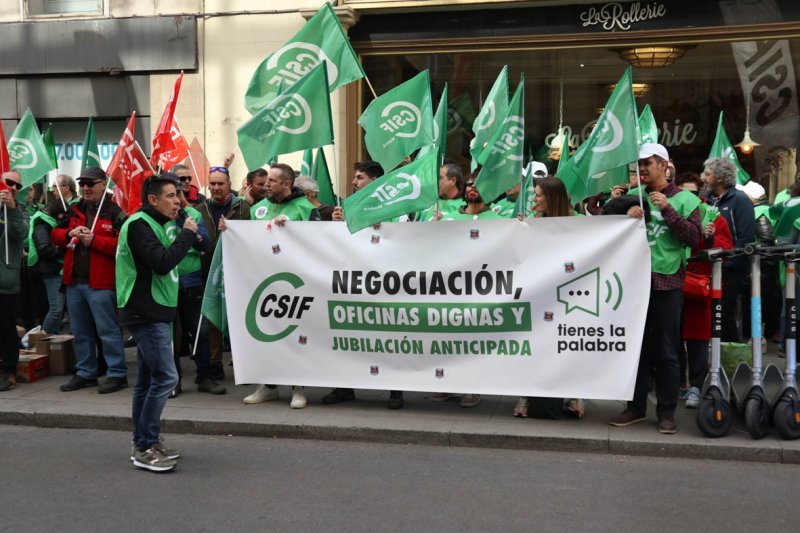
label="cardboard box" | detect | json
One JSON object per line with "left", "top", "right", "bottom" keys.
{"left": 16, "top": 352, "right": 49, "bottom": 383}
{"left": 46, "top": 335, "right": 76, "bottom": 376}
{"left": 27, "top": 331, "right": 50, "bottom": 349}
{"left": 35, "top": 336, "right": 53, "bottom": 355}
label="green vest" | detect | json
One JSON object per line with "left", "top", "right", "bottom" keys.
{"left": 250, "top": 195, "right": 315, "bottom": 221}
{"left": 417, "top": 198, "right": 465, "bottom": 222}
{"left": 26, "top": 211, "right": 58, "bottom": 267}
{"left": 116, "top": 211, "right": 179, "bottom": 309}
{"left": 630, "top": 187, "right": 701, "bottom": 275}
{"left": 490, "top": 198, "right": 517, "bottom": 218}
{"left": 176, "top": 206, "right": 202, "bottom": 277}
{"left": 440, "top": 207, "right": 503, "bottom": 221}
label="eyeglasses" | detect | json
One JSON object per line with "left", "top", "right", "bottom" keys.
{"left": 210, "top": 167, "right": 229, "bottom": 174}
{"left": 179, "top": 176, "right": 192, "bottom": 182}
{"left": 5, "top": 180, "right": 22, "bottom": 190}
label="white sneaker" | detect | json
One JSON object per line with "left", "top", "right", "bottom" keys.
{"left": 243, "top": 384, "right": 278, "bottom": 404}
{"left": 685, "top": 386, "right": 701, "bottom": 409}
{"left": 290, "top": 386, "right": 307, "bottom": 409}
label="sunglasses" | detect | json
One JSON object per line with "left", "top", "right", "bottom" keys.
{"left": 179, "top": 176, "right": 192, "bottom": 182}
{"left": 210, "top": 166, "right": 229, "bottom": 174}
{"left": 5, "top": 180, "right": 22, "bottom": 190}
{"left": 78, "top": 180, "right": 103, "bottom": 188}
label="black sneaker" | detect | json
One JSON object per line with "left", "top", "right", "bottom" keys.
{"left": 123, "top": 335, "right": 136, "bottom": 348}
{"left": 98, "top": 377, "right": 128, "bottom": 394}
{"left": 209, "top": 365, "right": 225, "bottom": 381}
{"left": 388, "top": 390, "right": 404, "bottom": 410}
{"left": 322, "top": 388, "right": 355, "bottom": 405}
{"left": 60, "top": 375, "right": 99, "bottom": 392}
{"left": 197, "top": 378, "right": 227, "bottom": 395}
{"left": 169, "top": 382, "right": 182, "bottom": 399}
{"left": 0, "top": 374, "right": 16, "bottom": 392}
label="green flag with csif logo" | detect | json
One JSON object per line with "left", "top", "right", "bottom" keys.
{"left": 237, "top": 62, "right": 334, "bottom": 171}
{"left": 244, "top": 2, "right": 365, "bottom": 115}
{"left": 358, "top": 70, "right": 434, "bottom": 173}
{"left": 82, "top": 117, "right": 102, "bottom": 170}
{"left": 708, "top": 111, "right": 750, "bottom": 185}
{"left": 558, "top": 67, "right": 640, "bottom": 203}
{"left": 343, "top": 149, "right": 439, "bottom": 233}
{"left": 470, "top": 66, "right": 509, "bottom": 171}
{"left": 475, "top": 75, "right": 524, "bottom": 203}
{"left": 7, "top": 108, "right": 55, "bottom": 187}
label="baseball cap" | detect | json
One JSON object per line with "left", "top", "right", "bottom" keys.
{"left": 526, "top": 161, "right": 548, "bottom": 178}
{"left": 639, "top": 143, "right": 669, "bottom": 161}
{"left": 77, "top": 166, "right": 107, "bottom": 182}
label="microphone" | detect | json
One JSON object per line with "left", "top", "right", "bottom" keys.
{"left": 177, "top": 208, "right": 202, "bottom": 243}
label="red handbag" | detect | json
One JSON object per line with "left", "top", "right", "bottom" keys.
{"left": 683, "top": 269, "right": 711, "bottom": 300}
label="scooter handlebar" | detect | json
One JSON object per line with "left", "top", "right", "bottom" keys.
{"left": 690, "top": 243, "right": 800, "bottom": 262}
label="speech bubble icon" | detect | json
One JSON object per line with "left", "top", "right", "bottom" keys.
{"left": 557, "top": 268, "right": 600, "bottom": 317}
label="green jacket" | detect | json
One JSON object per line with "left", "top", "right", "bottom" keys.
{"left": 0, "top": 204, "right": 28, "bottom": 295}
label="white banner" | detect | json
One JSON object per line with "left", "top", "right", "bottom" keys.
{"left": 223, "top": 217, "right": 651, "bottom": 400}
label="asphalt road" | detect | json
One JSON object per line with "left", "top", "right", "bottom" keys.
{"left": 2, "top": 424, "right": 798, "bottom": 532}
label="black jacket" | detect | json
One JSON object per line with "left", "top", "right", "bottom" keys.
{"left": 33, "top": 217, "right": 65, "bottom": 276}
{"left": 119, "top": 206, "right": 196, "bottom": 326}
{"left": 712, "top": 187, "right": 756, "bottom": 271}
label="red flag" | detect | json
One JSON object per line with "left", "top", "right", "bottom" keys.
{"left": 106, "top": 111, "right": 137, "bottom": 195}
{"left": 187, "top": 137, "right": 210, "bottom": 192}
{"left": 106, "top": 113, "right": 153, "bottom": 213}
{"left": 151, "top": 71, "right": 184, "bottom": 168}
{"left": 0, "top": 118, "right": 10, "bottom": 174}
{"left": 122, "top": 141, "right": 154, "bottom": 213}
{"left": 154, "top": 119, "right": 189, "bottom": 171}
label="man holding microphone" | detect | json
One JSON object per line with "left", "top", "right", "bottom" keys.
{"left": 116, "top": 175, "right": 198, "bottom": 472}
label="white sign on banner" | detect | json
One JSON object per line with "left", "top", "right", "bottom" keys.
{"left": 223, "top": 217, "right": 650, "bottom": 400}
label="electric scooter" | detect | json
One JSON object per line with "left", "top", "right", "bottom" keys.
{"left": 695, "top": 248, "right": 734, "bottom": 438}
{"left": 771, "top": 249, "right": 800, "bottom": 439}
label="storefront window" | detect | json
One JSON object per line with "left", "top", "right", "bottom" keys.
{"left": 27, "top": 0, "right": 102, "bottom": 17}
{"left": 360, "top": 38, "right": 800, "bottom": 197}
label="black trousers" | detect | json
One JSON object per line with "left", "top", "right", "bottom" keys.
{"left": 0, "top": 293, "right": 20, "bottom": 376}
{"left": 721, "top": 267, "right": 750, "bottom": 342}
{"left": 680, "top": 339, "right": 709, "bottom": 390}
{"left": 173, "top": 285, "right": 211, "bottom": 381}
{"left": 630, "top": 289, "right": 682, "bottom": 418}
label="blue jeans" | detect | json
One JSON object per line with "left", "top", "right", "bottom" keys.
{"left": 130, "top": 322, "right": 178, "bottom": 449}
{"left": 65, "top": 284, "right": 127, "bottom": 379}
{"left": 42, "top": 275, "right": 64, "bottom": 334}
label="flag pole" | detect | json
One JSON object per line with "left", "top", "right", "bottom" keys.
{"left": 54, "top": 174, "right": 68, "bottom": 212}
{"left": 330, "top": 142, "right": 341, "bottom": 208}
{"left": 89, "top": 177, "right": 113, "bottom": 233}
{"left": 192, "top": 315, "right": 203, "bottom": 358}
{"left": 3, "top": 204, "right": 8, "bottom": 265}
{"left": 363, "top": 76, "right": 378, "bottom": 100}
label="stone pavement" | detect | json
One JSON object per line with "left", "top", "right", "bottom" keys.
{"left": 2, "top": 346, "right": 799, "bottom": 464}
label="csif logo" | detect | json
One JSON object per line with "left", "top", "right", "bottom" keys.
{"left": 7, "top": 137, "right": 37, "bottom": 169}
{"left": 266, "top": 42, "right": 339, "bottom": 89}
{"left": 487, "top": 116, "right": 524, "bottom": 159}
{"left": 368, "top": 173, "right": 422, "bottom": 207}
{"left": 246, "top": 272, "right": 315, "bottom": 342}
{"left": 379, "top": 101, "right": 421, "bottom": 137}
{"left": 258, "top": 93, "right": 313, "bottom": 136}
{"left": 556, "top": 267, "right": 623, "bottom": 317}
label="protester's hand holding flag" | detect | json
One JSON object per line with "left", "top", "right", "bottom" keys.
{"left": 358, "top": 70, "right": 434, "bottom": 173}
{"left": 470, "top": 66, "right": 509, "bottom": 171}
{"left": 244, "top": 2, "right": 365, "bottom": 115}
{"left": 557, "top": 66, "right": 641, "bottom": 203}
{"left": 342, "top": 149, "right": 439, "bottom": 233}
{"left": 709, "top": 111, "right": 750, "bottom": 185}
{"left": 151, "top": 71, "right": 183, "bottom": 169}
{"left": 238, "top": 61, "right": 334, "bottom": 171}
{"left": 475, "top": 74, "right": 524, "bottom": 203}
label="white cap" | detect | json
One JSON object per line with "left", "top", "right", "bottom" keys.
{"left": 736, "top": 180, "right": 766, "bottom": 201}
{"left": 525, "top": 161, "right": 548, "bottom": 178}
{"left": 639, "top": 143, "right": 669, "bottom": 161}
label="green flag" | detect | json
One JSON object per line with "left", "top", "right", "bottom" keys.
{"left": 555, "top": 126, "right": 572, "bottom": 178}
{"left": 244, "top": 3, "right": 365, "bottom": 115}
{"left": 82, "top": 117, "right": 101, "bottom": 170}
{"left": 475, "top": 75, "right": 524, "bottom": 203}
{"left": 201, "top": 242, "right": 228, "bottom": 335}
{"left": 639, "top": 104, "right": 659, "bottom": 144}
{"left": 470, "top": 66, "right": 509, "bottom": 171}
{"left": 237, "top": 62, "right": 334, "bottom": 171}
{"left": 358, "top": 70, "right": 434, "bottom": 173}
{"left": 300, "top": 149, "right": 313, "bottom": 176}
{"left": 312, "top": 148, "right": 336, "bottom": 206}
{"left": 41, "top": 124, "right": 57, "bottom": 170}
{"left": 708, "top": 111, "right": 750, "bottom": 185}
{"left": 7, "top": 108, "right": 55, "bottom": 187}
{"left": 558, "top": 67, "right": 640, "bottom": 203}
{"left": 343, "top": 148, "right": 439, "bottom": 233}
{"left": 419, "top": 83, "right": 448, "bottom": 162}
{"left": 449, "top": 91, "right": 477, "bottom": 133}
{"left": 768, "top": 196, "right": 800, "bottom": 237}
{"left": 512, "top": 162, "right": 535, "bottom": 218}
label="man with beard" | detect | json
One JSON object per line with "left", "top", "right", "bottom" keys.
{"left": 237, "top": 163, "right": 316, "bottom": 409}
{"left": 197, "top": 166, "right": 251, "bottom": 381}
{"left": 438, "top": 174, "right": 503, "bottom": 221}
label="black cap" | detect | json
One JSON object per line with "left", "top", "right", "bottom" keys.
{"left": 77, "top": 166, "right": 106, "bottom": 181}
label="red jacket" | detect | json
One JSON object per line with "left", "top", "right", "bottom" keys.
{"left": 51, "top": 197, "right": 127, "bottom": 290}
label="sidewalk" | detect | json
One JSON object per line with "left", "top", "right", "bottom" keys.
{"left": 2, "top": 346, "right": 799, "bottom": 464}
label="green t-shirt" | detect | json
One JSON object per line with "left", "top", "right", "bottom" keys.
{"left": 490, "top": 198, "right": 517, "bottom": 219}
{"left": 250, "top": 195, "right": 315, "bottom": 221}
{"left": 417, "top": 198, "right": 465, "bottom": 222}
{"left": 629, "top": 187, "right": 701, "bottom": 275}
{"left": 116, "top": 211, "right": 179, "bottom": 309}
{"left": 440, "top": 206, "right": 503, "bottom": 221}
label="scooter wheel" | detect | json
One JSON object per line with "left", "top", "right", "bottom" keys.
{"left": 773, "top": 398, "right": 800, "bottom": 440}
{"left": 744, "top": 397, "right": 769, "bottom": 440}
{"left": 696, "top": 393, "right": 733, "bottom": 438}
